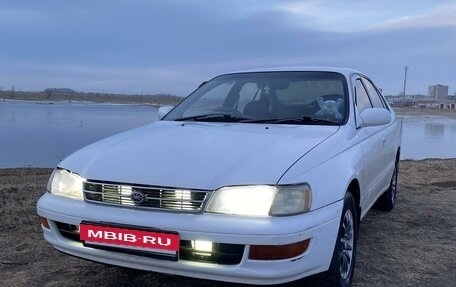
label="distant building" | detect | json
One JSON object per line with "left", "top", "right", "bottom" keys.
{"left": 427, "top": 84, "right": 448, "bottom": 99}
{"left": 384, "top": 94, "right": 426, "bottom": 105}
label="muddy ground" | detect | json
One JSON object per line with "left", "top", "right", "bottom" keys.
{"left": 1, "top": 160, "right": 455, "bottom": 287}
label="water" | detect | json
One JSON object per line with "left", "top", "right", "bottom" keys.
{"left": 398, "top": 115, "right": 456, "bottom": 160}
{"left": 0, "top": 101, "right": 158, "bottom": 168}
{"left": 1, "top": 101, "right": 456, "bottom": 167}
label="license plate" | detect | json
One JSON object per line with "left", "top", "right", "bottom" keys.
{"left": 79, "top": 222, "right": 180, "bottom": 255}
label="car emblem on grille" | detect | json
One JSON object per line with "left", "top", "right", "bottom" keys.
{"left": 130, "top": 190, "right": 145, "bottom": 204}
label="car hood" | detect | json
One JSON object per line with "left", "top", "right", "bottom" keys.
{"left": 60, "top": 121, "right": 339, "bottom": 190}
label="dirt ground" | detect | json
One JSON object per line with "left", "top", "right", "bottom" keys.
{"left": 1, "top": 160, "right": 455, "bottom": 287}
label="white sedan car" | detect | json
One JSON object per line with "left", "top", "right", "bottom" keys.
{"left": 37, "top": 67, "right": 401, "bottom": 287}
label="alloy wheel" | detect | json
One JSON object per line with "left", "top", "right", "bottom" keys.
{"left": 391, "top": 165, "right": 397, "bottom": 205}
{"left": 339, "top": 209, "right": 354, "bottom": 280}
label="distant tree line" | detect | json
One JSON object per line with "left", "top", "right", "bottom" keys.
{"left": 0, "top": 88, "right": 183, "bottom": 106}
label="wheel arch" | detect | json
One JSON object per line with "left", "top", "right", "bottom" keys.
{"left": 347, "top": 179, "right": 361, "bottom": 226}
{"left": 396, "top": 147, "right": 401, "bottom": 163}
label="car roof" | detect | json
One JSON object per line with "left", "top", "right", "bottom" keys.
{"left": 227, "top": 66, "right": 363, "bottom": 78}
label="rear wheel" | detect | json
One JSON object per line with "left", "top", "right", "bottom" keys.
{"left": 374, "top": 161, "right": 398, "bottom": 211}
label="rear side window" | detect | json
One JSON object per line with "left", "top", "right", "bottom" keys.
{"left": 355, "top": 79, "right": 372, "bottom": 112}
{"left": 361, "top": 78, "right": 385, "bottom": 109}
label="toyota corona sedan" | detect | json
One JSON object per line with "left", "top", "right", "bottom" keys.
{"left": 37, "top": 67, "right": 401, "bottom": 287}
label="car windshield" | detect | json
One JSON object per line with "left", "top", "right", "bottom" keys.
{"left": 164, "top": 71, "right": 349, "bottom": 125}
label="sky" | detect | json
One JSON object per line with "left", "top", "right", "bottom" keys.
{"left": 0, "top": 0, "right": 455, "bottom": 96}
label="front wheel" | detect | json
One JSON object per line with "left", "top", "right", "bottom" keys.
{"left": 307, "top": 193, "right": 359, "bottom": 287}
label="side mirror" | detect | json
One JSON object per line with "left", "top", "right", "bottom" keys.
{"left": 359, "top": 108, "right": 391, "bottom": 127}
{"left": 158, "top": 106, "right": 174, "bottom": 120}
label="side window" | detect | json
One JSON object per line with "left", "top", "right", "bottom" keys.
{"left": 361, "top": 78, "right": 385, "bottom": 109}
{"left": 355, "top": 79, "right": 372, "bottom": 112}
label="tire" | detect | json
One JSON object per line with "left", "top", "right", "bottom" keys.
{"left": 323, "top": 193, "right": 358, "bottom": 287}
{"left": 374, "top": 161, "right": 398, "bottom": 211}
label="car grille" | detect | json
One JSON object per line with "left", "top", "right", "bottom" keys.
{"left": 83, "top": 181, "right": 210, "bottom": 212}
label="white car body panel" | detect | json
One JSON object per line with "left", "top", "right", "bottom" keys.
{"left": 60, "top": 121, "right": 339, "bottom": 192}
{"left": 37, "top": 66, "right": 401, "bottom": 285}
{"left": 38, "top": 192, "right": 343, "bottom": 285}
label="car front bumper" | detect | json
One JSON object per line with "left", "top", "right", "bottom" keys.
{"left": 37, "top": 193, "right": 343, "bottom": 285}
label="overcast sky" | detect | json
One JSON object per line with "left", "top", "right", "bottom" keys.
{"left": 0, "top": 0, "right": 455, "bottom": 96}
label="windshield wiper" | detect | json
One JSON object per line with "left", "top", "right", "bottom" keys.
{"left": 240, "top": 116, "right": 339, "bottom": 125}
{"left": 174, "top": 113, "right": 251, "bottom": 122}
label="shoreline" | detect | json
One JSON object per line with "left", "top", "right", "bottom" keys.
{"left": 0, "top": 98, "right": 164, "bottom": 107}
{"left": 0, "top": 90, "right": 182, "bottom": 106}
{"left": 3, "top": 93, "right": 456, "bottom": 115}
{"left": 393, "top": 106, "right": 456, "bottom": 118}
{"left": 3, "top": 97, "right": 456, "bottom": 117}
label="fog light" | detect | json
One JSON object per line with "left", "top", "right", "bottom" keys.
{"left": 39, "top": 216, "right": 50, "bottom": 229}
{"left": 249, "top": 238, "right": 311, "bottom": 260}
{"left": 191, "top": 240, "right": 213, "bottom": 254}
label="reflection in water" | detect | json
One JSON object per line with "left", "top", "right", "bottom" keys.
{"left": 449, "top": 124, "right": 456, "bottom": 136}
{"left": 424, "top": 123, "right": 445, "bottom": 138}
{"left": 400, "top": 116, "right": 456, "bottom": 160}
{"left": 0, "top": 101, "right": 158, "bottom": 168}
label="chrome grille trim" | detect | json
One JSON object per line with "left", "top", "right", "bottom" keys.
{"left": 83, "top": 181, "right": 210, "bottom": 213}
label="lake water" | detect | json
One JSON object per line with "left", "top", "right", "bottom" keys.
{"left": 0, "top": 101, "right": 158, "bottom": 168}
{"left": 398, "top": 115, "right": 456, "bottom": 160}
{"left": 1, "top": 101, "right": 456, "bottom": 168}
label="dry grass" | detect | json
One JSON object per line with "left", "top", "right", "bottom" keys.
{"left": 0, "top": 161, "right": 455, "bottom": 287}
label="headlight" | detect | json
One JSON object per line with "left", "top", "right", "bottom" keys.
{"left": 205, "top": 184, "right": 312, "bottom": 217}
{"left": 46, "top": 168, "right": 84, "bottom": 200}
{"left": 206, "top": 185, "right": 276, "bottom": 216}
{"left": 269, "top": 184, "right": 312, "bottom": 216}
